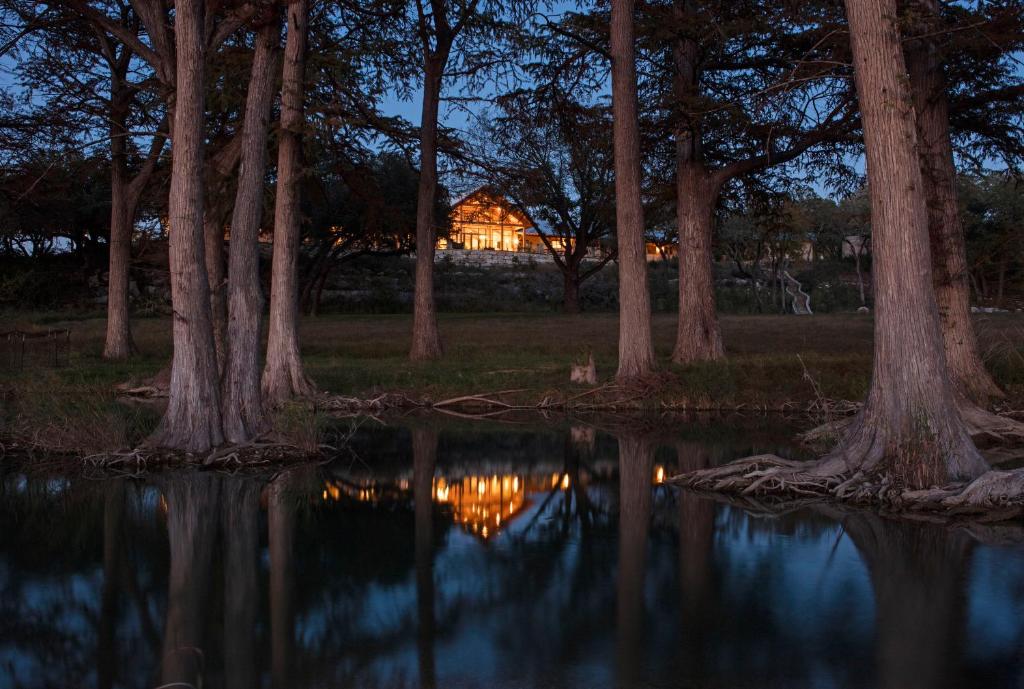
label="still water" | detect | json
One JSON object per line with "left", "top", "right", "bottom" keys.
{"left": 2, "top": 415, "right": 1024, "bottom": 689}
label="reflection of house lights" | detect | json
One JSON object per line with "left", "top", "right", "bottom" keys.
{"left": 655, "top": 466, "right": 665, "bottom": 484}
{"left": 319, "top": 472, "right": 588, "bottom": 541}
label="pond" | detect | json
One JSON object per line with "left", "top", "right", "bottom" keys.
{"left": 2, "top": 413, "right": 1024, "bottom": 689}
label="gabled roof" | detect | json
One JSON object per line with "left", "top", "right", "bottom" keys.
{"left": 450, "top": 185, "right": 536, "bottom": 230}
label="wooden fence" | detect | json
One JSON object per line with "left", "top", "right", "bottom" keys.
{"left": 0, "top": 329, "right": 71, "bottom": 369}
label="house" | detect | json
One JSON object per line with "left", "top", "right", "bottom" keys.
{"left": 437, "top": 187, "right": 672, "bottom": 261}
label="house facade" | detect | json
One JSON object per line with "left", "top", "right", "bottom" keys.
{"left": 437, "top": 188, "right": 672, "bottom": 261}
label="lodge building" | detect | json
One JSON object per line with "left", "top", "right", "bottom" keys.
{"left": 438, "top": 187, "right": 673, "bottom": 261}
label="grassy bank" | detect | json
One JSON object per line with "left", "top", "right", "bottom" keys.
{"left": 4, "top": 311, "right": 1024, "bottom": 413}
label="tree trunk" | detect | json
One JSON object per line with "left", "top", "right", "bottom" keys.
{"left": 823, "top": 0, "right": 986, "bottom": 487}
{"left": 673, "top": 166, "right": 724, "bottom": 363}
{"left": 222, "top": 20, "right": 278, "bottom": 442}
{"left": 610, "top": 0, "right": 655, "bottom": 380}
{"left": 149, "top": 0, "right": 224, "bottom": 453}
{"left": 904, "top": 0, "right": 1002, "bottom": 403}
{"left": 263, "top": 0, "right": 315, "bottom": 405}
{"left": 563, "top": 263, "right": 582, "bottom": 314}
{"left": 615, "top": 434, "right": 653, "bottom": 686}
{"left": 204, "top": 202, "right": 229, "bottom": 376}
{"left": 103, "top": 103, "right": 137, "bottom": 360}
{"left": 854, "top": 244, "right": 867, "bottom": 306}
{"left": 410, "top": 55, "right": 446, "bottom": 361}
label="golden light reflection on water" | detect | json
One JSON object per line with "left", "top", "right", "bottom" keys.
{"left": 317, "top": 467, "right": 665, "bottom": 540}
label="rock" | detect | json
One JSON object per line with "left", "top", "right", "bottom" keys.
{"left": 857, "top": 306, "right": 870, "bottom": 314}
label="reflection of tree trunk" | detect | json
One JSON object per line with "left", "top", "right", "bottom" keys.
{"left": 159, "top": 476, "right": 220, "bottom": 687}
{"left": 413, "top": 427, "right": 438, "bottom": 689}
{"left": 616, "top": 434, "right": 654, "bottom": 687}
{"left": 98, "top": 483, "right": 124, "bottom": 689}
{"left": 841, "top": 513, "right": 971, "bottom": 689}
{"left": 223, "top": 479, "right": 261, "bottom": 689}
{"left": 269, "top": 473, "right": 296, "bottom": 689}
{"left": 565, "top": 433, "right": 594, "bottom": 527}
{"left": 676, "top": 443, "right": 714, "bottom": 619}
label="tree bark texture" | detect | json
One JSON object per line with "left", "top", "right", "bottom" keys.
{"left": 103, "top": 104, "right": 137, "bottom": 360}
{"left": 410, "top": 55, "right": 446, "bottom": 361}
{"left": 671, "top": 6, "right": 724, "bottom": 364}
{"left": 263, "top": 0, "right": 315, "bottom": 405}
{"left": 610, "top": 0, "right": 655, "bottom": 380}
{"left": 149, "top": 0, "right": 224, "bottom": 452}
{"left": 222, "top": 20, "right": 279, "bottom": 442}
{"left": 103, "top": 94, "right": 165, "bottom": 359}
{"left": 904, "top": 0, "right": 1002, "bottom": 404}
{"left": 563, "top": 267, "right": 582, "bottom": 314}
{"left": 204, "top": 201, "right": 229, "bottom": 375}
{"left": 674, "top": 167, "right": 725, "bottom": 363}
{"left": 824, "top": 0, "right": 987, "bottom": 486}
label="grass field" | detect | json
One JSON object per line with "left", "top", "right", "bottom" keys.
{"left": 5, "top": 311, "right": 1024, "bottom": 412}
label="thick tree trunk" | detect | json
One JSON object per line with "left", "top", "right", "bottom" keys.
{"left": 103, "top": 109, "right": 137, "bottom": 360}
{"left": 563, "top": 264, "right": 582, "bottom": 314}
{"left": 673, "top": 167, "right": 724, "bottom": 363}
{"left": 222, "top": 21, "right": 279, "bottom": 443}
{"left": 615, "top": 434, "right": 653, "bottom": 686}
{"left": 222, "top": 479, "right": 260, "bottom": 689}
{"left": 413, "top": 427, "right": 438, "bottom": 689}
{"left": 610, "top": 0, "right": 655, "bottom": 380}
{"left": 263, "top": 0, "right": 315, "bottom": 405}
{"left": 904, "top": 0, "right": 1002, "bottom": 404}
{"left": 410, "top": 55, "right": 446, "bottom": 361}
{"left": 204, "top": 203, "right": 229, "bottom": 376}
{"left": 149, "top": 0, "right": 224, "bottom": 453}
{"left": 824, "top": 0, "right": 986, "bottom": 486}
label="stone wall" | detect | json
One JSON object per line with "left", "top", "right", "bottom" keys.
{"left": 433, "top": 249, "right": 551, "bottom": 267}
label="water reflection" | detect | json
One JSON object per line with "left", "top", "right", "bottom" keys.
{"left": 2, "top": 416, "right": 1024, "bottom": 689}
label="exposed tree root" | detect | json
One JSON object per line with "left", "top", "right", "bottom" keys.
{"left": 671, "top": 454, "right": 1024, "bottom": 521}
{"left": 800, "top": 403, "right": 1024, "bottom": 466}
